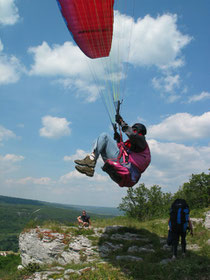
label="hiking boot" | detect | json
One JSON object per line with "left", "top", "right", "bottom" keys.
{"left": 75, "top": 165, "right": 94, "bottom": 177}
{"left": 74, "top": 155, "right": 96, "bottom": 168}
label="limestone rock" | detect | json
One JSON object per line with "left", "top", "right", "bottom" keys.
{"left": 190, "top": 218, "right": 203, "bottom": 224}
{"left": 110, "top": 232, "right": 149, "bottom": 242}
{"left": 204, "top": 211, "right": 210, "bottom": 229}
{"left": 116, "top": 255, "right": 143, "bottom": 262}
{"left": 162, "top": 244, "right": 172, "bottom": 251}
{"left": 99, "top": 241, "right": 123, "bottom": 257}
{"left": 160, "top": 258, "right": 172, "bottom": 265}
{"left": 186, "top": 244, "right": 201, "bottom": 251}
{"left": 128, "top": 245, "right": 155, "bottom": 253}
{"left": 19, "top": 227, "right": 97, "bottom": 266}
{"left": 105, "top": 225, "right": 124, "bottom": 233}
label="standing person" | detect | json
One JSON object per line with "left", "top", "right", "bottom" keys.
{"left": 77, "top": 210, "right": 91, "bottom": 228}
{"left": 74, "top": 114, "right": 151, "bottom": 188}
{"left": 168, "top": 199, "right": 193, "bottom": 259}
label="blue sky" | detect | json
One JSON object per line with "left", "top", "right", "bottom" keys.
{"left": 0, "top": 0, "right": 209, "bottom": 207}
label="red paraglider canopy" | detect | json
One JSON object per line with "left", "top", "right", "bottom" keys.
{"left": 57, "top": 0, "right": 114, "bottom": 59}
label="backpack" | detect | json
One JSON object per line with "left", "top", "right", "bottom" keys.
{"left": 169, "top": 199, "right": 190, "bottom": 233}
{"left": 102, "top": 160, "right": 141, "bottom": 188}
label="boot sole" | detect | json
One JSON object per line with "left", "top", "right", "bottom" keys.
{"left": 75, "top": 165, "right": 94, "bottom": 177}
{"left": 74, "top": 160, "right": 95, "bottom": 168}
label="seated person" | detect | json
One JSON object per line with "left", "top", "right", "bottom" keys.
{"left": 77, "top": 210, "right": 91, "bottom": 228}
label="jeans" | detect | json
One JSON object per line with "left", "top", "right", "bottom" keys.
{"left": 93, "top": 133, "right": 120, "bottom": 162}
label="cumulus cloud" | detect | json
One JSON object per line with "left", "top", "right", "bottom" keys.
{"left": 28, "top": 13, "right": 191, "bottom": 102}
{"left": 152, "top": 74, "right": 181, "bottom": 93}
{"left": 152, "top": 74, "right": 182, "bottom": 102}
{"left": 0, "top": 153, "right": 24, "bottom": 174}
{"left": 57, "top": 77, "right": 100, "bottom": 103}
{"left": 28, "top": 41, "right": 90, "bottom": 77}
{"left": 39, "top": 115, "right": 71, "bottom": 139}
{"left": 112, "top": 13, "right": 191, "bottom": 68}
{"left": 148, "top": 112, "right": 210, "bottom": 141}
{"left": 29, "top": 13, "right": 191, "bottom": 73}
{"left": 0, "top": 154, "right": 24, "bottom": 162}
{"left": 0, "top": 40, "right": 23, "bottom": 84}
{"left": 59, "top": 170, "right": 108, "bottom": 184}
{"left": 188, "top": 91, "right": 210, "bottom": 103}
{"left": 6, "top": 176, "right": 55, "bottom": 186}
{"left": 0, "top": 125, "right": 16, "bottom": 143}
{"left": 64, "top": 149, "right": 88, "bottom": 162}
{"left": 0, "top": 0, "right": 19, "bottom": 25}
{"left": 144, "top": 139, "right": 210, "bottom": 191}
{"left": 0, "top": 54, "right": 22, "bottom": 84}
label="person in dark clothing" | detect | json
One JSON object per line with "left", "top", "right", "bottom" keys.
{"left": 168, "top": 199, "right": 193, "bottom": 259}
{"left": 77, "top": 210, "right": 91, "bottom": 228}
{"left": 74, "top": 114, "right": 151, "bottom": 187}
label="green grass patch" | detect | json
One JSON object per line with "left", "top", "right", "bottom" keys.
{"left": 0, "top": 254, "right": 21, "bottom": 280}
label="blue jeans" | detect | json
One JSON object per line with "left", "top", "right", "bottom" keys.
{"left": 93, "top": 133, "right": 120, "bottom": 162}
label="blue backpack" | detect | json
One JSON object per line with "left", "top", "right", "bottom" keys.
{"left": 169, "top": 199, "right": 189, "bottom": 233}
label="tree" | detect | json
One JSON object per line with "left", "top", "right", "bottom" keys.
{"left": 118, "top": 184, "right": 172, "bottom": 221}
{"left": 174, "top": 172, "right": 210, "bottom": 209}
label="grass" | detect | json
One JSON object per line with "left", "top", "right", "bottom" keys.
{"left": 0, "top": 254, "right": 21, "bottom": 280}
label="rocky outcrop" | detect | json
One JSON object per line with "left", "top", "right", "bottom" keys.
{"left": 19, "top": 227, "right": 97, "bottom": 266}
{"left": 18, "top": 211, "right": 210, "bottom": 279}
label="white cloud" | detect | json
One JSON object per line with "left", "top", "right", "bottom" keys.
{"left": 148, "top": 112, "right": 210, "bottom": 141}
{"left": 0, "top": 154, "right": 24, "bottom": 162}
{"left": 123, "top": 13, "right": 191, "bottom": 68}
{"left": 28, "top": 41, "right": 90, "bottom": 77}
{"left": 0, "top": 125, "right": 16, "bottom": 142}
{"left": 39, "top": 115, "right": 71, "bottom": 139}
{"left": 143, "top": 139, "right": 210, "bottom": 191}
{"left": 152, "top": 74, "right": 181, "bottom": 93}
{"left": 0, "top": 40, "right": 3, "bottom": 52}
{"left": 59, "top": 170, "right": 84, "bottom": 183}
{"left": 0, "top": 53, "right": 22, "bottom": 84}
{"left": 0, "top": 40, "right": 23, "bottom": 85}
{"left": 0, "top": 0, "right": 19, "bottom": 25}
{"left": 0, "top": 153, "right": 24, "bottom": 174}
{"left": 6, "top": 176, "right": 55, "bottom": 186}
{"left": 29, "top": 13, "right": 191, "bottom": 73}
{"left": 58, "top": 78, "right": 100, "bottom": 103}
{"left": 59, "top": 169, "right": 108, "bottom": 184}
{"left": 28, "top": 13, "right": 191, "bottom": 102}
{"left": 64, "top": 149, "right": 88, "bottom": 162}
{"left": 152, "top": 74, "right": 182, "bottom": 102}
{"left": 188, "top": 91, "right": 210, "bottom": 103}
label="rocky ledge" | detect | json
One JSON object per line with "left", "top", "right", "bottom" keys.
{"left": 18, "top": 219, "right": 210, "bottom": 279}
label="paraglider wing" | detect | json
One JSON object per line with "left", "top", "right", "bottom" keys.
{"left": 57, "top": 0, "right": 114, "bottom": 59}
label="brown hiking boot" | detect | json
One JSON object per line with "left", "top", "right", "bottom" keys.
{"left": 75, "top": 165, "right": 94, "bottom": 177}
{"left": 74, "top": 155, "right": 96, "bottom": 168}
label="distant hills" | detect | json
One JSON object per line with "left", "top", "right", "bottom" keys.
{"left": 0, "top": 195, "right": 122, "bottom": 252}
{"left": 0, "top": 195, "right": 122, "bottom": 216}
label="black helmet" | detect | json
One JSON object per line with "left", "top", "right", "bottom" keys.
{"left": 132, "top": 123, "right": 147, "bottom": 135}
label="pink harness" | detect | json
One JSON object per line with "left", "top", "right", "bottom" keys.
{"left": 103, "top": 139, "right": 151, "bottom": 188}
